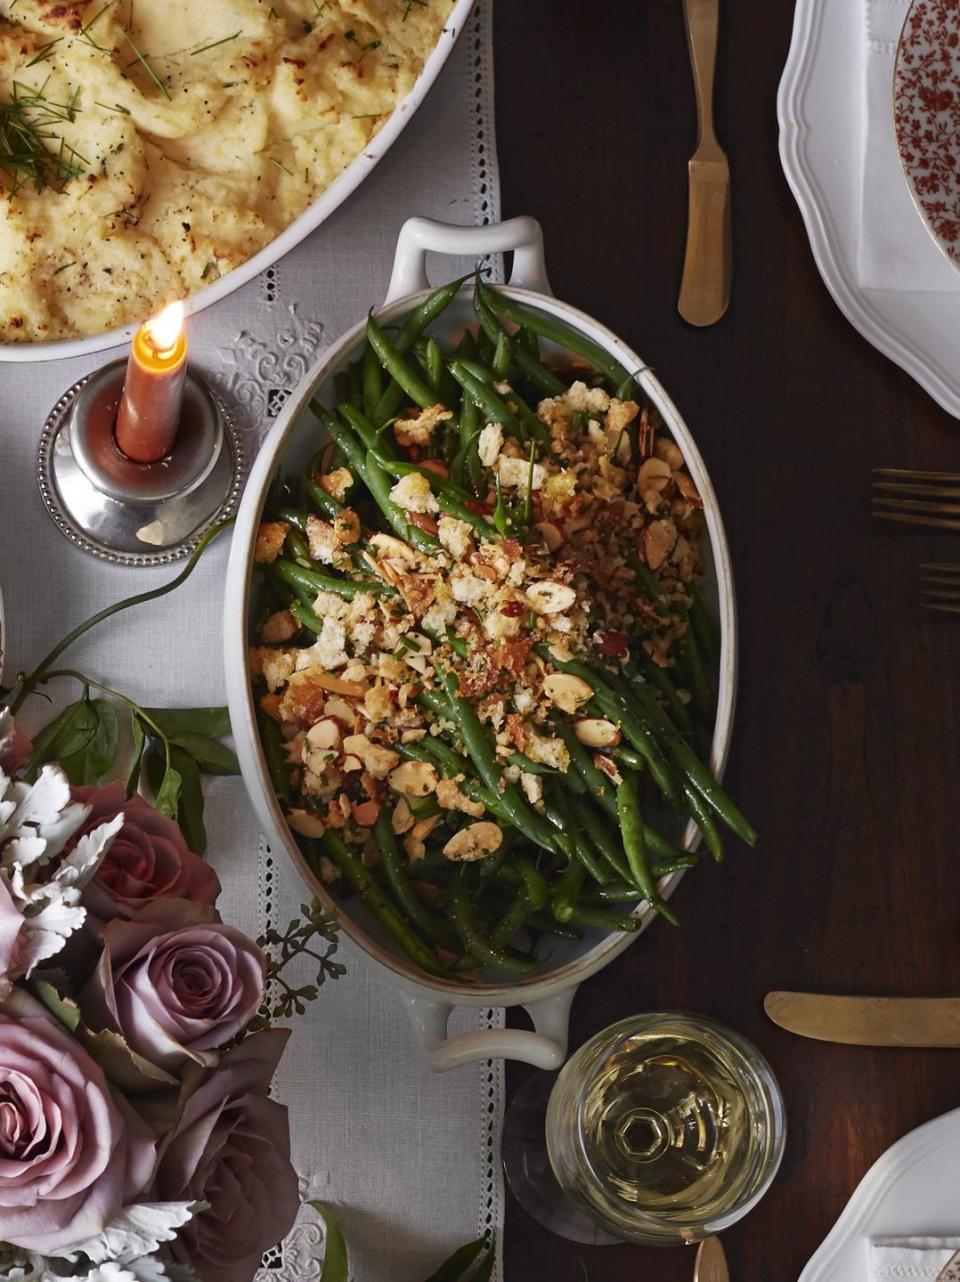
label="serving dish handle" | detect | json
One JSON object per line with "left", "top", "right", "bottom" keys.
{"left": 385, "top": 215, "right": 552, "bottom": 302}
{"left": 401, "top": 989, "right": 574, "bottom": 1072}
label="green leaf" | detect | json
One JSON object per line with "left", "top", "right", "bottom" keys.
{"left": 60, "top": 699, "right": 119, "bottom": 784}
{"left": 425, "top": 1238, "right": 489, "bottom": 1282}
{"left": 127, "top": 713, "right": 146, "bottom": 796}
{"left": 310, "top": 1202, "right": 348, "bottom": 1282}
{"left": 170, "top": 745, "right": 205, "bottom": 855}
{"left": 168, "top": 731, "right": 239, "bottom": 776}
{"left": 27, "top": 698, "right": 97, "bottom": 778}
{"left": 154, "top": 757, "right": 182, "bottom": 819}
{"left": 141, "top": 707, "right": 232, "bottom": 739}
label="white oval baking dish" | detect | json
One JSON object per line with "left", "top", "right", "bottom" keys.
{"left": 0, "top": 0, "right": 475, "bottom": 364}
{"left": 222, "top": 216, "right": 738, "bottom": 1071}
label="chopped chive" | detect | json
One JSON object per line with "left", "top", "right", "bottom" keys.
{"left": 53, "top": 260, "right": 76, "bottom": 275}
{"left": 190, "top": 30, "right": 242, "bottom": 55}
{"left": 94, "top": 99, "right": 131, "bottom": 114}
{"left": 269, "top": 156, "right": 292, "bottom": 175}
{"left": 26, "top": 39, "right": 62, "bottom": 67}
{"left": 121, "top": 29, "right": 171, "bottom": 99}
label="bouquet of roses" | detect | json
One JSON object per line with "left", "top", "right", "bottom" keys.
{"left": 0, "top": 531, "right": 344, "bottom": 1282}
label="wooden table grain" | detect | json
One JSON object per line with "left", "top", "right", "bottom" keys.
{"left": 494, "top": 3, "right": 960, "bottom": 1279}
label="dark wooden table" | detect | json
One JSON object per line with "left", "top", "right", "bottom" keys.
{"left": 495, "top": 3, "right": 960, "bottom": 1279}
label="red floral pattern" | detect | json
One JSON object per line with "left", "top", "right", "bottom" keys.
{"left": 894, "top": 0, "right": 960, "bottom": 266}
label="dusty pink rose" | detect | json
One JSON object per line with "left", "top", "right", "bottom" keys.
{"left": 80, "top": 901, "right": 265, "bottom": 1074}
{"left": 0, "top": 880, "right": 23, "bottom": 999}
{"left": 0, "top": 989, "right": 155, "bottom": 1254}
{"left": 153, "top": 1029, "right": 299, "bottom": 1282}
{"left": 0, "top": 726, "right": 31, "bottom": 777}
{"left": 70, "top": 783, "right": 220, "bottom": 923}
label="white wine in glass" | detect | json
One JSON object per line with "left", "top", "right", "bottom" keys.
{"left": 503, "top": 1012, "right": 785, "bottom": 1246}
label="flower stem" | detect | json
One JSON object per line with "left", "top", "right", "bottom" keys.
{"left": 4, "top": 520, "right": 232, "bottom": 716}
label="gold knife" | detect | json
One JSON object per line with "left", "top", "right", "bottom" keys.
{"left": 694, "top": 1236, "right": 729, "bottom": 1282}
{"left": 764, "top": 991, "right": 960, "bottom": 1047}
{"left": 678, "top": 0, "right": 731, "bottom": 327}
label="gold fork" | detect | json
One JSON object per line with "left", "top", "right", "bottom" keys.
{"left": 872, "top": 467, "right": 960, "bottom": 530}
{"left": 920, "top": 563, "right": 960, "bottom": 615}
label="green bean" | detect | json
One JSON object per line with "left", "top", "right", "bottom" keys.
{"left": 556, "top": 721, "right": 617, "bottom": 819}
{"left": 551, "top": 858, "right": 584, "bottom": 923}
{"left": 612, "top": 744, "right": 647, "bottom": 771}
{"left": 333, "top": 371, "right": 352, "bottom": 405}
{"left": 681, "top": 782, "right": 724, "bottom": 863}
{"left": 272, "top": 558, "right": 395, "bottom": 602}
{"left": 617, "top": 774, "right": 678, "bottom": 924}
{"left": 445, "top": 629, "right": 470, "bottom": 661}
{"left": 546, "top": 789, "right": 609, "bottom": 884}
{"left": 436, "top": 668, "right": 559, "bottom": 853}
{"left": 499, "top": 855, "right": 549, "bottom": 910}
{"left": 311, "top": 402, "right": 370, "bottom": 483}
{"left": 589, "top": 865, "right": 698, "bottom": 902}
{"left": 362, "top": 342, "right": 383, "bottom": 419}
{"left": 302, "top": 474, "right": 345, "bottom": 521}
{"left": 340, "top": 402, "right": 393, "bottom": 456}
{"left": 492, "top": 329, "right": 511, "bottom": 380}
{"left": 571, "top": 796, "right": 633, "bottom": 884}
{"left": 372, "top": 276, "right": 468, "bottom": 425}
{"left": 527, "top": 911, "right": 583, "bottom": 941}
{"left": 373, "top": 454, "right": 474, "bottom": 505}
{"left": 491, "top": 891, "right": 529, "bottom": 949}
{"left": 624, "top": 677, "right": 756, "bottom": 846}
{"left": 448, "top": 360, "right": 522, "bottom": 434}
{"left": 284, "top": 526, "right": 312, "bottom": 566}
{"left": 289, "top": 600, "right": 324, "bottom": 634}
{"left": 318, "top": 831, "right": 448, "bottom": 975}
{"left": 363, "top": 448, "right": 441, "bottom": 555}
{"left": 676, "top": 608, "right": 711, "bottom": 721}
{"left": 569, "top": 905, "right": 641, "bottom": 934}
{"left": 475, "top": 280, "right": 565, "bottom": 396}
{"left": 425, "top": 335, "right": 444, "bottom": 393}
{"left": 367, "top": 313, "right": 443, "bottom": 412}
{"left": 690, "top": 585, "right": 720, "bottom": 666}
{"left": 482, "top": 287, "right": 631, "bottom": 389}
{"left": 507, "top": 751, "right": 562, "bottom": 777}
{"left": 276, "top": 505, "right": 310, "bottom": 533}
{"left": 584, "top": 691, "right": 682, "bottom": 808}
{"left": 448, "top": 870, "right": 535, "bottom": 975}
{"left": 631, "top": 657, "right": 695, "bottom": 735}
{"left": 256, "top": 706, "right": 290, "bottom": 803}
{"left": 373, "top": 813, "right": 458, "bottom": 949}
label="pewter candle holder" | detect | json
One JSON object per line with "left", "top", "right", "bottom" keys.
{"left": 37, "top": 359, "right": 246, "bottom": 566}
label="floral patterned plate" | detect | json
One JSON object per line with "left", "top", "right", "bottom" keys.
{"left": 895, "top": 0, "right": 960, "bottom": 270}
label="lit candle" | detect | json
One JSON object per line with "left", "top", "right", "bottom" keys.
{"left": 115, "top": 300, "right": 187, "bottom": 465}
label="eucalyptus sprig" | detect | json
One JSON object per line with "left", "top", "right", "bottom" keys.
{"left": 2, "top": 522, "right": 235, "bottom": 851}
{"left": 256, "top": 902, "right": 345, "bottom": 1023}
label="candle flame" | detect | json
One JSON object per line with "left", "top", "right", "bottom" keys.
{"left": 143, "top": 300, "right": 185, "bottom": 356}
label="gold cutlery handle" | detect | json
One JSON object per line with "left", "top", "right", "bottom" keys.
{"left": 684, "top": 0, "right": 720, "bottom": 151}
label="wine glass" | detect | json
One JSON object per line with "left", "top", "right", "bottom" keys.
{"left": 502, "top": 1011, "right": 786, "bottom": 1246}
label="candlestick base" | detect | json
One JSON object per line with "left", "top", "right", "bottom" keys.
{"left": 37, "top": 359, "right": 246, "bottom": 566}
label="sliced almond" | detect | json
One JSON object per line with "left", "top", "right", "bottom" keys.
{"left": 343, "top": 733, "right": 400, "bottom": 779}
{"left": 306, "top": 718, "right": 342, "bottom": 752}
{"left": 573, "top": 717, "right": 622, "bottom": 748}
{"left": 370, "top": 532, "right": 417, "bottom": 563}
{"left": 324, "top": 695, "right": 358, "bottom": 726}
{"left": 594, "top": 753, "right": 623, "bottom": 785}
{"left": 526, "top": 580, "right": 577, "bottom": 615}
{"left": 637, "top": 457, "right": 672, "bottom": 492}
{"left": 392, "top": 797, "right": 414, "bottom": 835}
{"left": 404, "top": 834, "right": 427, "bottom": 863}
{"left": 533, "top": 521, "right": 563, "bottom": 552}
{"left": 286, "top": 809, "right": 326, "bottom": 838}
{"left": 412, "top": 815, "right": 441, "bottom": 840}
{"left": 442, "top": 821, "right": 503, "bottom": 862}
{"left": 655, "top": 439, "right": 684, "bottom": 470}
{"left": 642, "top": 519, "right": 677, "bottom": 571}
{"left": 542, "top": 672, "right": 593, "bottom": 713}
{"left": 388, "top": 760, "right": 439, "bottom": 797}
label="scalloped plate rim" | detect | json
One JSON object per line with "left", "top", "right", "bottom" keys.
{"left": 799, "top": 1106, "right": 960, "bottom": 1282}
{"left": 778, "top": 0, "right": 960, "bottom": 422}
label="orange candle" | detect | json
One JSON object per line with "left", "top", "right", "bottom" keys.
{"left": 115, "top": 301, "right": 187, "bottom": 464}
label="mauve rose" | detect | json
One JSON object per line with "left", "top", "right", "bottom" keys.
{"left": 70, "top": 783, "right": 220, "bottom": 923}
{"left": 80, "top": 901, "right": 265, "bottom": 1074}
{"left": 153, "top": 1029, "right": 299, "bottom": 1282}
{"left": 0, "top": 989, "right": 155, "bottom": 1254}
{"left": 0, "top": 725, "right": 31, "bottom": 777}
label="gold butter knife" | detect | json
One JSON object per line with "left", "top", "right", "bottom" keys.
{"left": 678, "top": 0, "right": 731, "bottom": 327}
{"left": 694, "top": 1236, "right": 730, "bottom": 1282}
{"left": 764, "top": 991, "right": 960, "bottom": 1047}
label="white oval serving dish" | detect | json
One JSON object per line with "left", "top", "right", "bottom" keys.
{"left": 223, "top": 216, "right": 739, "bottom": 1071}
{"left": 0, "top": 0, "right": 475, "bottom": 365}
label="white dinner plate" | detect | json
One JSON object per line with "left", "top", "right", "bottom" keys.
{"left": 799, "top": 1106, "right": 960, "bottom": 1282}
{"left": 778, "top": 0, "right": 960, "bottom": 420}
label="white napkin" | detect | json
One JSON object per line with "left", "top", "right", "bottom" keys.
{"left": 868, "top": 1237, "right": 960, "bottom": 1280}
{"left": 858, "top": 0, "right": 960, "bottom": 291}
